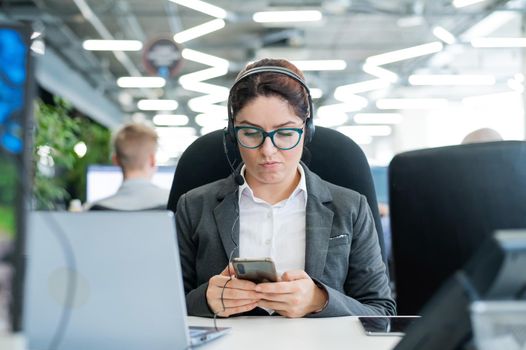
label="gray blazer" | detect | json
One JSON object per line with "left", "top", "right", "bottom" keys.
{"left": 176, "top": 164, "right": 396, "bottom": 317}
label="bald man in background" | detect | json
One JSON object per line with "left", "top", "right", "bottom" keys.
{"left": 86, "top": 123, "right": 169, "bottom": 211}
{"left": 462, "top": 127, "right": 503, "bottom": 144}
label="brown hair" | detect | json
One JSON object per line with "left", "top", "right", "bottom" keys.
{"left": 113, "top": 123, "right": 158, "bottom": 171}
{"left": 229, "top": 58, "right": 310, "bottom": 122}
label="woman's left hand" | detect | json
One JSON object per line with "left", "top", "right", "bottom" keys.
{"left": 255, "top": 270, "right": 328, "bottom": 318}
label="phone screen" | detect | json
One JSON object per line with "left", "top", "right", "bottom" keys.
{"left": 359, "top": 316, "right": 421, "bottom": 336}
{"left": 232, "top": 258, "right": 278, "bottom": 283}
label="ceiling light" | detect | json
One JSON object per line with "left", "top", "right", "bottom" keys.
{"left": 153, "top": 114, "right": 189, "bottom": 126}
{"left": 362, "top": 64, "right": 398, "bottom": 83}
{"left": 334, "top": 79, "right": 390, "bottom": 100}
{"left": 82, "top": 39, "right": 143, "bottom": 51}
{"left": 179, "top": 66, "right": 229, "bottom": 85}
{"left": 173, "top": 19, "right": 226, "bottom": 43}
{"left": 396, "top": 16, "right": 424, "bottom": 28}
{"left": 290, "top": 60, "right": 346, "bottom": 71}
{"left": 181, "top": 48, "right": 229, "bottom": 68}
{"left": 337, "top": 125, "right": 392, "bottom": 137}
{"left": 461, "top": 11, "right": 517, "bottom": 41}
{"left": 117, "top": 77, "right": 166, "bottom": 88}
{"left": 310, "top": 88, "right": 323, "bottom": 99}
{"left": 354, "top": 113, "right": 404, "bottom": 124}
{"left": 74, "top": 141, "right": 88, "bottom": 158}
{"left": 169, "top": 0, "right": 227, "bottom": 19}
{"left": 137, "top": 99, "right": 178, "bottom": 111}
{"left": 195, "top": 114, "right": 228, "bottom": 128}
{"left": 408, "top": 74, "right": 496, "bottom": 86}
{"left": 376, "top": 98, "right": 449, "bottom": 110}
{"left": 253, "top": 10, "right": 322, "bottom": 23}
{"left": 366, "top": 42, "right": 443, "bottom": 66}
{"left": 315, "top": 108, "right": 348, "bottom": 128}
{"left": 471, "top": 37, "right": 526, "bottom": 48}
{"left": 432, "top": 26, "right": 456, "bottom": 45}
{"left": 452, "top": 0, "right": 486, "bottom": 8}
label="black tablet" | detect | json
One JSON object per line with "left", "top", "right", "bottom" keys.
{"left": 359, "top": 316, "right": 421, "bottom": 336}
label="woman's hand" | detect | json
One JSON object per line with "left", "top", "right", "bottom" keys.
{"left": 255, "top": 270, "right": 328, "bottom": 318}
{"left": 206, "top": 264, "right": 261, "bottom": 317}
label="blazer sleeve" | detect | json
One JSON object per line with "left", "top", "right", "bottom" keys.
{"left": 308, "top": 195, "right": 396, "bottom": 317}
{"left": 176, "top": 194, "right": 215, "bottom": 317}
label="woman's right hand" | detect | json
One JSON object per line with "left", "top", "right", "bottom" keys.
{"left": 206, "top": 264, "right": 260, "bottom": 317}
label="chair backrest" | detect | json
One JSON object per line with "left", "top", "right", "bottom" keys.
{"left": 167, "top": 126, "right": 387, "bottom": 265}
{"left": 389, "top": 141, "right": 526, "bottom": 315}
{"left": 88, "top": 204, "right": 167, "bottom": 211}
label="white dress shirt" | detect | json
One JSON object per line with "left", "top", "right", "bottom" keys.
{"left": 238, "top": 165, "right": 307, "bottom": 276}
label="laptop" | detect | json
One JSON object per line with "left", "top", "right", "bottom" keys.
{"left": 23, "top": 211, "right": 228, "bottom": 350}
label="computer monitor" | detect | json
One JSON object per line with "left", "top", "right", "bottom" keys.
{"left": 370, "top": 166, "right": 388, "bottom": 204}
{"left": 394, "top": 230, "right": 526, "bottom": 350}
{"left": 0, "top": 22, "right": 33, "bottom": 333}
{"left": 86, "top": 165, "right": 176, "bottom": 203}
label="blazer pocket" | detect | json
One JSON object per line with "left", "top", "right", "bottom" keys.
{"left": 328, "top": 233, "right": 350, "bottom": 247}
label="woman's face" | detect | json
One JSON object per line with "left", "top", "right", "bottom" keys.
{"left": 234, "top": 95, "right": 305, "bottom": 189}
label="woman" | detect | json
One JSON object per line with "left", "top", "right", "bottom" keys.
{"left": 176, "top": 58, "right": 396, "bottom": 318}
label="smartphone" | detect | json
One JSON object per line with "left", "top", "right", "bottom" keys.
{"left": 358, "top": 316, "right": 421, "bottom": 336}
{"left": 232, "top": 257, "right": 278, "bottom": 283}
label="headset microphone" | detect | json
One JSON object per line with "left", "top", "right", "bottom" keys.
{"left": 222, "top": 129, "right": 245, "bottom": 186}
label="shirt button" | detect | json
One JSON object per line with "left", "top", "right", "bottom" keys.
{"left": 265, "top": 239, "right": 271, "bottom": 245}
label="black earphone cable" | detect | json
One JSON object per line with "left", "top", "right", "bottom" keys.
{"left": 213, "top": 187, "right": 240, "bottom": 330}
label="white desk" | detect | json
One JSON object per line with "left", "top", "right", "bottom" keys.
{"left": 188, "top": 316, "right": 402, "bottom": 350}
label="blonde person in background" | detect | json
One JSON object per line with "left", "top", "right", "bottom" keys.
{"left": 85, "top": 123, "right": 169, "bottom": 211}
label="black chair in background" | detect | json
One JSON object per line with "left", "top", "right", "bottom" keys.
{"left": 167, "top": 126, "right": 388, "bottom": 266}
{"left": 389, "top": 141, "right": 526, "bottom": 315}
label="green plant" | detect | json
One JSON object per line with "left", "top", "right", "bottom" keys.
{"left": 33, "top": 97, "right": 111, "bottom": 209}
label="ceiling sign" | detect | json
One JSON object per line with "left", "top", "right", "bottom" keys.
{"left": 143, "top": 38, "right": 183, "bottom": 78}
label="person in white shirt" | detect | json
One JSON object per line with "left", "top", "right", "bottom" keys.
{"left": 86, "top": 122, "right": 169, "bottom": 211}
{"left": 176, "top": 58, "right": 395, "bottom": 318}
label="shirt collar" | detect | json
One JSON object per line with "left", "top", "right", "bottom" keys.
{"left": 238, "top": 164, "right": 308, "bottom": 205}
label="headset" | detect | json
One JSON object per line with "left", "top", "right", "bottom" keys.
{"left": 226, "top": 65, "right": 315, "bottom": 145}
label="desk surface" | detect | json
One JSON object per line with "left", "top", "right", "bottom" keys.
{"left": 188, "top": 316, "right": 402, "bottom": 350}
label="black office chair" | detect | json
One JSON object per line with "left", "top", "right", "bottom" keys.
{"left": 89, "top": 204, "right": 167, "bottom": 211}
{"left": 167, "top": 126, "right": 388, "bottom": 266}
{"left": 389, "top": 141, "right": 526, "bottom": 315}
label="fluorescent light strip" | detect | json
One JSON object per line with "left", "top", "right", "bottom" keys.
{"left": 471, "top": 37, "right": 526, "bottom": 48}
{"left": 169, "top": 0, "right": 227, "bottom": 19}
{"left": 408, "top": 74, "right": 496, "bottom": 86}
{"left": 179, "top": 66, "right": 229, "bottom": 85}
{"left": 453, "top": 0, "right": 486, "bottom": 8}
{"left": 334, "top": 79, "right": 390, "bottom": 100}
{"left": 117, "top": 77, "right": 166, "bottom": 88}
{"left": 173, "top": 18, "right": 225, "bottom": 43}
{"left": 253, "top": 10, "right": 322, "bottom": 23}
{"left": 354, "top": 113, "right": 403, "bottom": 124}
{"left": 290, "top": 60, "right": 346, "bottom": 71}
{"left": 310, "top": 88, "right": 323, "bottom": 99}
{"left": 376, "top": 98, "right": 448, "bottom": 110}
{"left": 366, "top": 41, "right": 443, "bottom": 66}
{"left": 137, "top": 99, "right": 178, "bottom": 111}
{"left": 432, "top": 26, "right": 456, "bottom": 45}
{"left": 82, "top": 39, "right": 143, "bottom": 51}
{"left": 362, "top": 64, "right": 398, "bottom": 83}
{"left": 337, "top": 125, "right": 392, "bottom": 137}
{"left": 182, "top": 48, "right": 229, "bottom": 68}
{"left": 153, "top": 114, "right": 189, "bottom": 126}
{"left": 195, "top": 114, "right": 228, "bottom": 127}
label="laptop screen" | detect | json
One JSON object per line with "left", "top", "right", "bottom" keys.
{"left": 0, "top": 23, "right": 33, "bottom": 333}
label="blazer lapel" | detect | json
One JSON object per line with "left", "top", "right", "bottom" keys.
{"left": 303, "top": 165, "right": 334, "bottom": 280}
{"left": 213, "top": 177, "right": 240, "bottom": 260}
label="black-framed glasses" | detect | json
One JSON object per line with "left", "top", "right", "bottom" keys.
{"left": 234, "top": 126, "right": 304, "bottom": 150}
